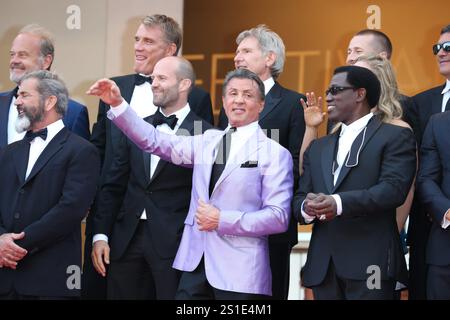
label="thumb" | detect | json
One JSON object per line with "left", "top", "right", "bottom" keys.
{"left": 11, "top": 232, "right": 25, "bottom": 240}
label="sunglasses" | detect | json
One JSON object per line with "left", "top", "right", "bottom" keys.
{"left": 325, "top": 86, "right": 356, "bottom": 96}
{"left": 432, "top": 41, "right": 450, "bottom": 55}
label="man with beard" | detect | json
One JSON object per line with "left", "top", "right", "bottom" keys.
{"left": 84, "top": 14, "right": 213, "bottom": 299}
{"left": 91, "top": 56, "right": 211, "bottom": 299}
{"left": 0, "top": 70, "right": 99, "bottom": 299}
{"left": 0, "top": 24, "right": 90, "bottom": 149}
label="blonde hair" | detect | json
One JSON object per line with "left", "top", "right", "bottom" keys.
{"left": 331, "top": 54, "right": 403, "bottom": 133}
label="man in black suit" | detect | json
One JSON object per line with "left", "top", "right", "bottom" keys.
{"left": 83, "top": 14, "right": 214, "bottom": 299}
{"left": 293, "top": 66, "right": 416, "bottom": 299}
{"left": 0, "top": 24, "right": 90, "bottom": 149}
{"left": 417, "top": 111, "right": 450, "bottom": 300}
{"left": 407, "top": 24, "right": 450, "bottom": 299}
{"left": 0, "top": 70, "right": 99, "bottom": 299}
{"left": 217, "top": 25, "right": 305, "bottom": 300}
{"left": 90, "top": 56, "right": 211, "bottom": 299}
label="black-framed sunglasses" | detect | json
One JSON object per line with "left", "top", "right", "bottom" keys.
{"left": 325, "top": 86, "right": 356, "bottom": 96}
{"left": 432, "top": 41, "right": 450, "bottom": 55}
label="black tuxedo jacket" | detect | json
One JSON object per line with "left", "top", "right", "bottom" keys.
{"left": 417, "top": 112, "right": 450, "bottom": 266}
{"left": 88, "top": 74, "right": 213, "bottom": 235}
{"left": 0, "top": 89, "right": 90, "bottom": 148}
{"left": 293, "top": 116, "right": 416, "bottom": 287}
{"left": 93, "top": 111, "right": 211, "bottom": 260}
{"left": 0, "top": 127, "right": 99, "bottom": 297}
{"left": 218, "top": 81, "right": 306, "bottom": 246}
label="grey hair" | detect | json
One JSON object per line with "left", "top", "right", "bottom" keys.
{"left": 21, "top": 70, "right": 68, "bottom": 117}
{"left": 176, "top": 57, "right": 196, "bottom": 93}
{"left": 19, "top": 24, "right": 55, "bottom": 70}
{"left": 222, "top": 68, "right": 265, "bottom": 101}
{"left": 236, "top": 24, "right": 285, "bottom": 79}
{"left": 142, "top": 14, "right": 182, "bottom": 55}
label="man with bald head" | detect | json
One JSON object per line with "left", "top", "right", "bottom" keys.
{"left": 91, "top": 56, "right": 211, "bottom": 299}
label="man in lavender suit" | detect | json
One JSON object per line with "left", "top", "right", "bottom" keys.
{"left": 87, "top": 66, "right": 293, "bottom": 299}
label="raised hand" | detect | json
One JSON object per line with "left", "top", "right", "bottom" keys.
{"left": 86, "top": 78, "right": 124, "bottom": 107}
{"left": 300, "top": 92, "right": 326, "bottom": 128}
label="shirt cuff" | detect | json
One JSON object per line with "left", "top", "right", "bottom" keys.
{"left": 301, "top": 200, "right": 316, "bottom": 223}
{"left": 109, "top": 99, "right": 129, "bottom": 116}
{"left": 93, "top": 234, "right": 108, "bottom": 244}
{"left": 442, "top": 209, "right": 450, "bottom": 229}
{"left": 332, "top": 194, "right": 343, "bottom": 216}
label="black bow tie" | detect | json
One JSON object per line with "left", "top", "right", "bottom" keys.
{"left": 135, "top": 74, "right": 152, "bottom": 86}
{"left": 153, "top": 110, "right": 178, "bottom": 130}
{"left": 24, "top": 128, "right": 48, "bottom": 142}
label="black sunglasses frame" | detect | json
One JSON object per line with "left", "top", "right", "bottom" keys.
{"left": 433, "top": 41, "right": 450, "bottom": 55}
{"left": 325, "top": 86, "right": 356, "bottom": 96}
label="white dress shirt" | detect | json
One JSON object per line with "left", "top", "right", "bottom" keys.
{"left": 223, "top": 121, "right": 259, "bottom": 167}
{"left": 129, "top": 75, "right": 156, "bottom": 118}
{"left": 440, "top": 79, "right": 450, "bottom": 112}
{"left": 25, "top": 120, "right": 65, "bottom": 179}
{"left": 263, "top": 77, "right": 275, "bottom": 95}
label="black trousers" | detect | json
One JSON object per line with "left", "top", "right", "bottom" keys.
{"left": 268, "top": 242, "right": 291, "bottom": 300}
{"left": 107, "top": 220, "right": 180, "bottom": 300}
{"left": 427, "top": 264, "right": 450, "bottom": 300}
{"left": 311, "top": 260, "right": 396, "bottom": 300}
{"left": 175, "top": 257, "right": 269, "bottom": 300}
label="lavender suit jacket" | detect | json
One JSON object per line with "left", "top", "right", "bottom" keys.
{"left": 108, "top": 106, "right": 293, "bottom": 295}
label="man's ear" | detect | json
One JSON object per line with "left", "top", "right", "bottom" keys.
{"left": 44, "top": 95, "right": 57, "bottom": 111}
{"left": 179, "top": 78, "right": 192, "bottom": 93}
{"left": 42, "top": 54, "right": 53, "bottom": 71}
{"left": 356, "top": 88, "right": 367, "bottom": 103}
{"left": 265, "top": 51, "right": 276, "bottom": 68}
{"left": 165, "top": 43, "right": 177, "bottom": 57}
{"left": 378, "top": 51, "right": 388, "bottom": 60}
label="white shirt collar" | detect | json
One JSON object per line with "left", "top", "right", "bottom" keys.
{"left": 263, "top": 77, "right": 275, "bottom": 95}
{"left": 160, "top": 103, "right": 191, "bottom": 129}
{"left": 44, "top": 119, "right": 65, "bottom": 142}
{"left": 226, "top": 120, "right": 259, "bottom": 134}
{"left": 340, "top": 113, "right": 374, "bottom": 136}
{"left": 441, "top": 79, "right": 450, "bottom": 95}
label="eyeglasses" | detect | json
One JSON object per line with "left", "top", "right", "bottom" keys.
{"left": 432, "top": 41, "right": 450, "bottom": 55}
{"left": 325, "top": 86, "right": 355, "bottom": 96}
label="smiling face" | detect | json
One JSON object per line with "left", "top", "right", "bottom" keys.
{"left": 222, "top": 77, "right": 264, "bottom": 127}
{"left": 151, "top": 58, "right": 182, "bottom": 109}
{"left": 234, "top": 36, "right": 272, "bottom": 80}
{"left": 436, "top": 32, "right": 450, "bottom": 79}
{"left": 14, "top": 78, "right": 46, "bottom": 132}
{"left": 133, "top": 24, "right": 176, "bottom": 76}
{"left": 9, "top": 33, "right": 50, "bottom": 84}
{"left": 326, "top": 72, "right": 366, "bottom": 125}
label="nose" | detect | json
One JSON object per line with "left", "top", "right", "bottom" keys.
{"left": 10, "top": 52, "right": 20, "bottom": 65}
{"left": 437, "top": 47, "right": 448, "bottom": 57}
{"left": 346, "top": 52, "right": 357, "bottom": 65}
{"left": 134, "top": 39, "right": 143, "bottom": 51}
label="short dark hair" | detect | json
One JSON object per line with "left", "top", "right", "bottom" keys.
{"left": 333, "top": 65, "right": 381, "bottom": 108}
{"left": 222, "top": 68, "right": 265, "bottom": 101}
{"left": 441, "top": 24, "right": 450, "bottom": 35}
{"left": 355, "top": 29, "right": 393, "bottom": 59}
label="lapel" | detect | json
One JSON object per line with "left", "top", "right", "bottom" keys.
{"left": 320, "top": 132, "right": 339, "bottom": 194}
{"left": 23, "top": 127, "right": 69, "bottom": 185}
{"left": 12, "top": 140, "right": 31, "bottom": 185}
{"left": 148, "top": 111, "right": 197, "bottom": 184}
{"left": 259, "top": 82, "right": 282, "bottom": 121}
{"left": 332, "top": 116, "right": 382, "bottom": 192}
{"left": 0, "top": 89, "right": 16, "bottom": 148}
{"left": 430, "top": 84, "right": 445, "bottom": 114}
{"left": 141, "top": 115, "right": 153, "bottom": 184}
{"left": 122, "top": 75, "right": 137, "bottom": 104}
{"left": 210, "top": 127, "right": 264, "bottom": 197}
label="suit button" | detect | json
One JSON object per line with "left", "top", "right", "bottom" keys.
{"left": 14, "top": 212, "right": 20, "bottom": 219}
{"left": 18, "top": 189, "right": 25, "bottom": 194}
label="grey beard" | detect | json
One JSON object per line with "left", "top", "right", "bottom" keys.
{"left": 15, "top": 114, "right": 31, "bottom": 133}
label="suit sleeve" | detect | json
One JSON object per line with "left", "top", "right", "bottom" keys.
{"left": 417, "top": 116, "right": 450, "bottom": 222}
{"left": 292, "top": 141, "right": 315, "bottom": 224}
{"left": 92, "top": 133, "right": 130, "bottom": 236}
{"left": 338, "top": 128, "right": 417, "bottom": 218}
{"left": 15, "top": 144, "right": 100, "bottom": 252}
{"left": 109, "top": 104, "right": 197, "bottom": 168}
{"left": 288, "top": 93, "right": 306, "bottom": 188}
{"left": 90, "top": 100, "right": 108, "bottom": 166}
{"left": 217, "top": 148, "right": 294, "bottom": 237}
{"left": 70, "top": 104, "right": 91, "bottom": 140}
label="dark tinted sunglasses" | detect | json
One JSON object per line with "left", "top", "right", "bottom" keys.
{"left": 325, "top": 86, "right": 355, "bottom": 96}
{"left": 432, "top": 41, "right": 450, "bottom": 55}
